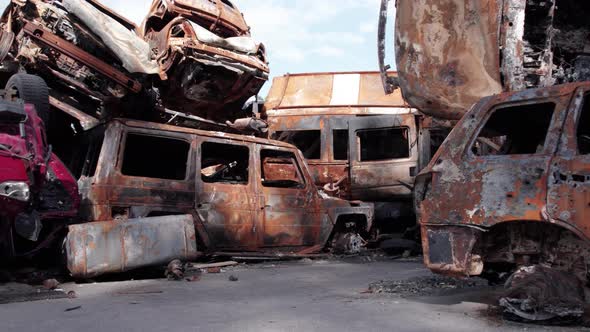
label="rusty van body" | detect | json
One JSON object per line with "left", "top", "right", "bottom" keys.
{"left": 266, "top": 72, "right": 449, "bottom": 231}
{"left": 414, "top": 82, "right": 590, "bottom": 285}
{"left": 65, "top": 118, "right": 373, "bottom": 277}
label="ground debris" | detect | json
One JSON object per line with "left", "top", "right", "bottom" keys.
{"left": 165, "top": 260, "right": 184, "bottom": 281}
{"left": 64, "top": 305, "right": 81, "bottom": 312}
{"left": 368, "top": 275, "right": 488, "bottom": 297}
{"left": 42, "top": 279, "right": 60, "bottom": 290}
{"left": 499, "top": 265, "right": 586, "bottom": 325}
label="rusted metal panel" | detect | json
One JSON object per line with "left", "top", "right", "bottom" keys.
{"left": 23, "top": 22, "right": 142, "bottom": 93}
{"left": 415, "top": 82, "right": 590, "bottom": 279}
{"left": 265, "top": 72, "right": 410, "bottom": 110}
{"left": 66, "top": 215, "right": 200, "bottom": 278}
{"left": 394, "top": 0, "right": 590, "bottom": 120}
{"left": 395, "top": 0, "right": 503, "bottom": 120}
{"left": 347, "top": 115, "right": 418, "bottom": 201}
{"left": 144, "top": 0, "right": 250, "bottom": 37}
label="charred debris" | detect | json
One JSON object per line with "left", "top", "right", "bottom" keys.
{"left": 0, "top": 0, "right": 385, "bottom": 279}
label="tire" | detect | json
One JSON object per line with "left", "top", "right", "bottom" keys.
{"left": 6, "top": 74, "right": 50, "bottom": 124}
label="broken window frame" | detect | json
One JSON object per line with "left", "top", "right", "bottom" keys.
{"left": 354, "top": 126, "right": 411, "bottom": 162}
{"left": 259, "top": 148, "right": 307, "bottom": 190}
{"left": 271, "top": 130, "right": 322, "bottom": 160}
{"left": 332, "top": 129, "right": 349, "bottom": 161}
{"left": 118, "top": 131, "right": 191, "bottom": 181}
{"left": 69, "top": 126, "right": 106, "bottom": 179}
{"left": 576, "top": 93, "right": 590, "bottom": 155}
{"left": 199, "top": 140, "right": 250, "bottom": 185}
{"left": 466, "top": 101, "right": 557, "bottom": 158}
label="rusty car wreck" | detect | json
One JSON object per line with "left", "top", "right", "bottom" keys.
{"left": 0, "top": 0, "right": 268, "bottom": 125}
{"left": 265, "top": 71, "right": 449, "bottom": 235}
{"left": 414, "top": 82, "right": 590, "bottom": 322}
{"left": 64, "top": 118, "right": 373, "bottom": 277}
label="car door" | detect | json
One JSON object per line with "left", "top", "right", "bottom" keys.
{"left": 195, "top": 138, "right": 258, "bottom": 250}
{"left": 256, "top": 146, "right": 320, "bottom": 247}
{"left": 547, "top": 88, "right": 590, "bottom": 239}
{"left": 347, "top": 115, "right": 418, "bottom": 201}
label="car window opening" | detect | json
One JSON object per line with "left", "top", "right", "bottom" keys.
{"left": 472, "top": 102, "right": 555, "bottom": 156}
{"left": 333, "top": 129, "right": 349, "bottom": 161}
{"left": 201, "top": 142, "right": 249, "bottom": 184}
{"left": 577, "top": 95, "right": 590, "bottom": 154}
{"left": 272, "top": 130, "right": 321, "bottom": 159}
{"left": 121, "top": 133, "right": 189, "bottom": 180}
{"left": 357, "top": 128, "right": 410, "bottom": 162}
{"left": 261, "top": 149, "right": 305, "bottom": 189}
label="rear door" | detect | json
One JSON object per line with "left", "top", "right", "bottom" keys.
{"left": 196, "top": 139, "right": 257, "bottom": 250}
{"left": 347, "top": 115, "right": 418, "bottom": 201}
{"left": 547, "top": 89, "right": 590, "bottom": 238}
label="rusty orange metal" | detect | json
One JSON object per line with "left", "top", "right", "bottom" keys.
{"left": 67, "top": 118, "right": 373, "bottom": 277}
{"left": 415, "top": 82, "right": 590, "bottom": 281}
{"left": 1, "top": 0, "right": 269, "bottom": 127}
{"left": 265, "top": 72, "right": 443, "bottom": 203}
{"left": 393, "top": 0, "right": 590, "bottom": 120}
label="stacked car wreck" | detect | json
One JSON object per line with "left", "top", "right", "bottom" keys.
{"left": 0, "top": 0, "right": 374, "bottom": 277}
{"left": 1, "top": 0, "right": 268, "bottom": 124}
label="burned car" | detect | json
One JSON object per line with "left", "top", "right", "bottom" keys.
{"left": 414, "top": 82, "right": 590, "bottom": 321}
{"left": 0, "top": 0, "right": 268, "bottom": 125}
{"left": 141, "top": 0, "right": 269, "bottom": 120}
{"left": 266, "top": 72, "right": 449, "bottom": 234}
{"left": 65, "top": 118, "right": 373, "bottom": 277}
{"left": 0, "top": 74, "right": 79, "bottom": 260}
{"left": 387, "top": 0, "right": 590, "bottom": 120}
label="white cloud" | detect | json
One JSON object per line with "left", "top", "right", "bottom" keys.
{"left": 240, "top": 0, "right": 378, "bottom": 64}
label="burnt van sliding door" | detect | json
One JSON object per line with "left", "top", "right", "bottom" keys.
{"left": 347, "top": 115, "right": 418, "bottom": 201}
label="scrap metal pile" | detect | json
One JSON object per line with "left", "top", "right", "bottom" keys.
{"left": 0, "top": 0, "right": 377, "bottom": 279}
{"left": 0, "top": 0, "right": 269, "bottom": 126}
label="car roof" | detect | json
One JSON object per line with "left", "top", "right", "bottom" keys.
{"left": 115, "top": 118, "right": 295, "bottom": 149}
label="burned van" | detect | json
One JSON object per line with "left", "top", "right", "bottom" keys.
{"left": 65, "top": 119, "right": 373, "bottom": 277}
{"left": 266, "top": 72, "right": 449, "bottom": 233}
{"left": 415, "top": 82, "right": 590, "bottom": 321}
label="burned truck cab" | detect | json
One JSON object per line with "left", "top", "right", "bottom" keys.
{"left": 415, "top": 82, "right": 590, "bottom": 283}
{"left": 266, "top": 72, "right": 447, "bottom": 233}
{"left": 66, "top": 119, "right": 373, "bottom": 277}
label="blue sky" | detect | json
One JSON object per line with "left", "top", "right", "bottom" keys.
{"left": 0, "top": 0, "right": 396, "bottom": 95}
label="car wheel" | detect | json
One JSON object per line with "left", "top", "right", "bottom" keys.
{"left": 6, "top": 74, "right": 50, "bottom": 124}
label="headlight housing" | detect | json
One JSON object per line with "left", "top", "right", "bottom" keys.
{"left": 0, "top": 181, "right": 30, "bottom": 202}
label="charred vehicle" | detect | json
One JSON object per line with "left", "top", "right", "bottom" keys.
{"left": 0, "top": 0, "right": 268, "bottom": 126}
{"left": 65, "top": 118, "right": 373, "bottom": 277}
{"left": 0, "top": 74, "right": 78, "bottom": 260}
{"left": 141, "top": 0, "right": 269, "bottom": 120}
{"left": 266, "top": 72, "right": 449, "bottom": 234}
{"left": 414, "top": 82, "right": 590, "bottom": 321}
{"left": 382, "top": 0, "right": 590, "bottom": 121}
